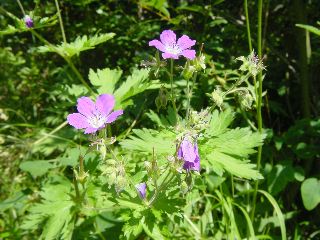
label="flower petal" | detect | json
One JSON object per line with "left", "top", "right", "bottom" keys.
{"left": 135, "top": 182, "right": 147, "bottom": 199}
{"left": 177, "top": 35, "right": 196, "bottom": 50}
{"left": 149, "top": 39, "right": 165, "bottom": 52}
{"left": 84, "top": 127, "right": 99, "bottom": 134}
{"left": 162, "top": 52, "right": 179, "bottom": 59}
{"left": 106, "top": 110, "right": 123, "bottom": 123}
{"left": 181, "top": 49, "right": 196, "bottom": 60}
{"left": 67, "top": 113, "right": 89, "bottom": 129}
{"left": 160, "top": 30, "right": 177, "bottom": 47}
{"left": 192, "top": 144, "right": 200, "bottom": 171}
{"left": 77, "top": 97, "right": 96, "bottom": 117}
{"left": 96, "top": 94, "right": 115, "bottom": 116}
{"left": 181, "top": 139, "right": 197, "bottom": 163}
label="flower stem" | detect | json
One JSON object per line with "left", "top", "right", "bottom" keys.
{"left": 244, "top": 0, "right": 253, "bottom": 52}
{"left": 16, "top": 0, "right": 26, "bottom": 16}
{"left": 54, "top": 0, "right": 67, "bottom": 44}
{"left": 30, "top": 30, "right": 95, "bottom": 96}
{"left": 148, "top": 169, "right": 174, "bottom": 206}
{"left": 186, "top": 72, "right": 197, "bottom": 122}
{"left": 169, "top": 59, "right": 178, "bottom": 120}
{"left": 251, "top": 0, "right": 263, "bottom": 221}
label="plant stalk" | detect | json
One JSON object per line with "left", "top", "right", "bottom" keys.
{"left": 244, "top": 0, "right": 253, "bottom": 52}
{"left": 170, "top": 59, "right": 178, "bottom": 119}
{"left": 54, "top": 0, "right": 67, "bottom": 44}
{"left": 251, "top": 0, "right": 263, "bottom": 221}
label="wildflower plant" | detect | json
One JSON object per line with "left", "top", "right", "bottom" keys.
{"left": 14, "top": 19, "right": 273, "bottom": 238}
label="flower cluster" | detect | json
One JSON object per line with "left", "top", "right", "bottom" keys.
{"left": 67, "top": 94, "right": 123, "bottom": 134}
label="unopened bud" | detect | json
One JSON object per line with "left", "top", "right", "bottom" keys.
{"left": 24, "top": 15, "right": 33, "bottom": 28}
{"left": 181, "top": 181, "right": 189, "bottom": 194}
{"left": 211, "top": 89, "right": 223, "bottom": 107}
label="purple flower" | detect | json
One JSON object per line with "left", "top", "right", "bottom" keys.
{"left": 135, "top": 182, "right": 147, "bottom": 199}
{"left": 24, "top": 15, "right": 33, "bottom": 28}
{"left": 178, "top": 138, "right": 200, "bottom": 172}
{"left": 67, "top": 94, "right": 123, "bottom": 134}
{"left": 149, "top": 30, "right": 196, "bottom": 60}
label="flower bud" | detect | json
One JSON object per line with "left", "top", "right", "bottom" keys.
{"left": 135, "top": 182, "right": 147, "bottom": 199}
{"left": 211, "top": 89, "right": 223, "bottom": 107}
{"left": 24, "top": 15, "right": 33, "bottom": 28}
{"left": 180, "top": 181, "right": 189, "bottom": 194}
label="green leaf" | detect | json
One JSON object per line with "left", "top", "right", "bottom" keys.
{"left": 207, "top": 128, "right": 264, "bottom": 158}
{"left": 139, "top": 0, "right": 170, "bottom": 18}
{"left": 89, "top": 68, "right": 122, "bottom": 94}
{"left": 301, "top": 178, "right": 320, "bottom": 211}
{"left": 258, "top": 190, "right": 287, "bottom": 240}
{"left": 38, "top": 33, "right": 115, "bottom": 57}
{"left": 0, "top": 192, "right": 28, "bottom": 212}
{"left": 114, "top": 68, "right": 159, "bottom": 108}
{"left": 206, "top": 109, "right": 234, "bottom": 136}
{"left": 206, "top": 151, "right": 262, "bottom": 180}
{"left": 267, "top": 162, "right": 305, "bottom": 195}
{"left": 21, "top": 179, "right": 74, "bottom": 240}
{"left": 120, "top": 128, "right": 176, "bottom": 155}
{"left": 202, "top": 110, "right": 265, "bottom": 180}
{"left": 296, "top": 24, "right": 320, "bottom": 36}
{"left": 20, "top": 160, "right": 55, "bottom": 177}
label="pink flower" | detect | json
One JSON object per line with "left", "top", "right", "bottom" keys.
{"left": 149, "top": 30, "right": 196, "bottom": 60}
{"left": 178, "top": 138, "right": 200, "bottom": 172}
{"left": 135, "top": 182, "right": 147, "bottom": 199}
{"left": 67, "top": 94, "right": 123, "bottom": 134}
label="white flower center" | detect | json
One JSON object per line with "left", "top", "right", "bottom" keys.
{"left": 165, "top": 43, "right": 182, "bottom": 55}
{"left": 87, "top": 113, "right": 106, "bottom": 128}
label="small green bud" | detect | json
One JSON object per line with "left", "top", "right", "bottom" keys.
{"left": 195, "top": 53, "right": 206, "bottom": 71}
{"left": 144, "top": 161, "right": 152, "bottom": 172}
{"left": 159, "top": 87, "right": 168, "bottom": 107}
{"left": 186, "top": 173, "right": 193, "bottom": 187}
{"left": 155, "top": 96, "right": 162, "bottom": 111}
{"left": 211, "top": 89, "right": 223, "bottom": 107}
{"left": 109, "top": 172, "right": 117, "bottom": 184}
{"left": 183, "top": 64, "right": 196, "bottom": 80}
{"left": 99, "top": 144, "right": 107, "bottom": 160}
{"left": 237, "top": 51, "right": 265, "bottom": 77}
{"left": 181, "top": 181, "right": 189, "bottom": 194}
{"left": 240, "top": 92, "right": 253, "bottom": 110}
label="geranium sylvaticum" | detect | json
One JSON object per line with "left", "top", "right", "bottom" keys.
{"left": 178, "top": 137, "right": 200, "bottom": 172}
{"left": 149, "top": 30, "right": 196, "bottom": 60}
{"left": 67, "top": 94, "right": 123, "bottom": 134}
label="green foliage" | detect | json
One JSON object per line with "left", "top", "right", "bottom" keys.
{"left": 139, "top": 0, "right": 170, "bottom": 18}
{"left": 21, "top": 176, "right": 74, "bottom": 240}
{"left": 0, "top": 12, "right": 58, "bottom": 35}
{"left": 89, "top": 67, "right": 160, "bottom": 108}
{"left": 121, "top": 128, "right": 176, "bottom": 155}
{"left": 1, "top": 0, "right": 320, "bottom": 239}
{"left": 38, "top": 33, "right": 115, "bottom": 58}
{"left": 301, "top": 178, "right": 320, "bottom": 210}
{"left": 296, "top": 23, "right": 320, "bottom": 36}
{"left": 202, "top": 110, "right": 264, "bottom": 180}
{"left": 19, "top": 160, "right": 55, "bottom": 177}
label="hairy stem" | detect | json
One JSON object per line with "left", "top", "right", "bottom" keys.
{"left": 54, "top": 0, "right": 67, "bottom": 44}
{"left": 170, "top": 59, "right": 178, "bottom": 119}
{"left": 30, "top": 30, "right": 95, "bottom": 95}
{"left": 244, "top": 0, "right": 253, "bottom": 52}
{"left": 16, "top": 0, "right": 26, "bottom": 16}
{"left": 251, "top": 0, "right": 263, "bottom": 221}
